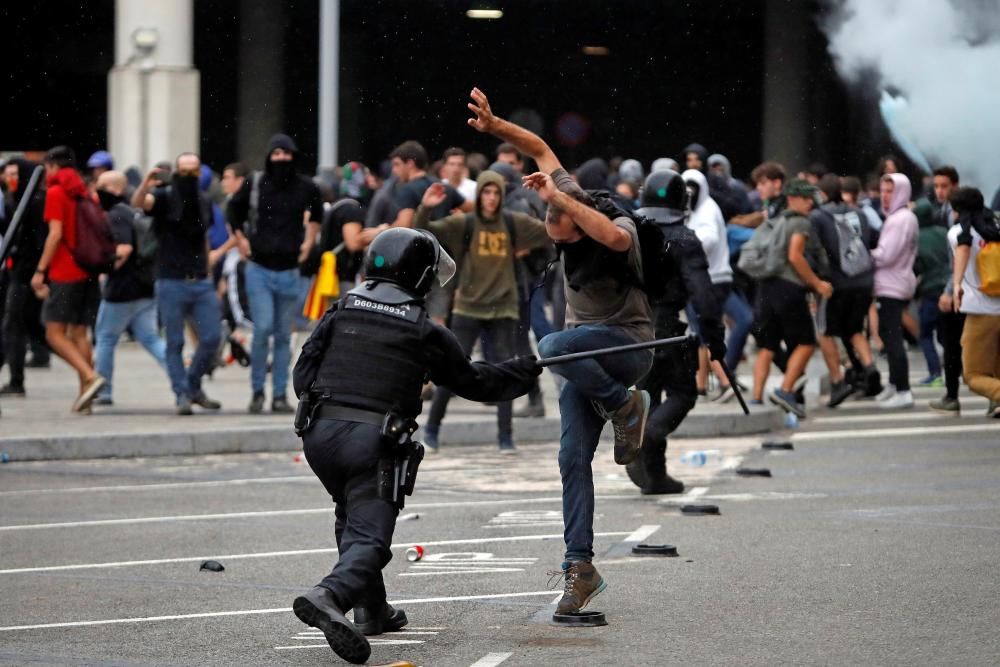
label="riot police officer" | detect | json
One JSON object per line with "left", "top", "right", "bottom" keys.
{"left": 290, "top": 227, "right": 540, "bottom": 664}
{"left": 627, "top": 170, "right": 727, "bottom": 495}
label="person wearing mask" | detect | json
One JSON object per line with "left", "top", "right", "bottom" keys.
{"left": 227, "top": 134, "right": 324, "bottom": 414}
{"left": 92, "top": 171, "right": 167, "bottom": 405}
{"left": 1, "top": 158, "right": 49, "bottom": 396}
{"left": 707, "top": 153, "right": 754, "bottom": 224}
{"left": 948, "top": 187, "right": 1000, "bottom": 417}
{"left": 809, "top": 174, "right": 881, "bottom": 406}
{"left": 415, "top": 170, "right": 550, "bottom": 453}
{"left": 31, "top": 146, "right": 105, "bottom": 413}
{"left": 870, "top": 173, "right": 920, "bottom": 409}
{"left": 681, "top": 168, "right": 740, "bottom": 402}
{"left": 468, "top": 87, "right": 653, "bottom": 615}
{"left": 132, "top": 152, "right": 222, "bottom": 415}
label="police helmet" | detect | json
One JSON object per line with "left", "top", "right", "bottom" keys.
{"left": 636, "top": 169, "right": 688, "bottom": 224}
{"left": 363, "top": 227, "right": 456, "bottom": 295}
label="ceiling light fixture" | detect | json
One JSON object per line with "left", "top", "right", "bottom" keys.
{"left": 467, "top": 8, "right": 503, "bottom": 19}
{"left": 582, "top": 46, "right": 610, "bottom": 56}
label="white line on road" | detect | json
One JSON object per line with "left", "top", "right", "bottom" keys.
{"left": 812, "top": 412, "right": 983, "bottom": 424}
{"left": 622, "top": 525, "right": 660, "bottom": 543}
{"left": 0, "top": 476, "right": 314, "bottom": 497}
{"left": 0, "top": 494, "right": 635, "bottom": 532}
{"left": 0, "top": 591, "right": 556, "bottom": 632}
{"left": 469, "top": 652, "right": 514, "bottom": 667}
{"left": 0, "top": 531, "right": 631, "bottom": 575}
{"left": 793, "top": 423, "right": 1000, "bottom": 442}
{"left": 276, "top": 639, "right": 426, "bottom": 649}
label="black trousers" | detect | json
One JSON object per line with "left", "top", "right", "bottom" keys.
{"left": 2, "top": 276, "right": 48, "bottom": 387}
{"left": 427, "top": 314, "right": 516, "bottom": 440}
{"left": 938, "top": 311, "right": 966, "bottom": 400}
{"left": 638, "top": 311, "right": 699, "bottom": 472}
{"left": 877, "top": 297, "right": 910, "bottom": 391}
{"left": 302, "top": 418, "right": 398, "bottom": 612}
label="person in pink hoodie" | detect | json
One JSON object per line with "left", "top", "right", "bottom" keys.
{"left": 870, "top": 173, "right": 919, "bottom": 408}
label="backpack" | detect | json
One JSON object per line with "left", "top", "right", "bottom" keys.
{"left": 976, "top": 210, "right": 1000, "bottom": 297}
{"left": 585, "top": 189, "right": 671, "bottom": 301}
{"left": 737, "top": 214, "right": 791, "bottom": 280}
{"left": 70, "top": 195, "right": 116, "bottom": 275}
{"left": 832, "top": 210, "right": 873, "bottom": 277}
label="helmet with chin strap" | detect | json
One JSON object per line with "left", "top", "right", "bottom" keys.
{"left": 362, "top": 227, "right": 456, "bottom": 296}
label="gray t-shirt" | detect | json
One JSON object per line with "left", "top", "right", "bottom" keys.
{"left": 563, "top": 216, "right": 654, "bottom": 342}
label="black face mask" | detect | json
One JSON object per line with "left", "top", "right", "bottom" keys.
{"left": 97, "top": 190, "right": 124, "bottom": 211}
{"left": 266, "top": 159, "right": 296, "bottom": 187}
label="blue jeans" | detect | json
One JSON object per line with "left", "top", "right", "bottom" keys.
{"left": 538, "top": 325, "right": 653, "bottom": 563}
{"left": 918, "top": 294, "right": 942, "bottom": 377}
{"left": 94, "top": 298, "right": 167, "bottom": 400}
{"left": 156, "top": 278, "right": 221, "bottom": 400}
{"left": 723, "top": 289, "right": 754, "bottom": 372}
{"left": 244, "top": 262, "right": 300, "bottom": 397}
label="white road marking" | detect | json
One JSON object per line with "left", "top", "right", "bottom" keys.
{"left": 702, "top": 492, "right": 827, "bottom": 501}
{"left": 657, "top": 486, "right": 708, "bottom": 506}
{"left": 276, "top": 640, "right": 426, "bottom": 649}
{"left": 0, "top": 476, "right": 314, "bottom": 497}
{"left": 402, "top": 568, "right": 526, "bottom": 576}
{"left": 0, "top": 591, "right": 556, "bottom": 632}
{"left": 0, "top": 531, "right": 631, "bottom": 575}
{"left": 402, "top": 551, "right": 538, "bottom": 577}
{"left": 485, "top": 509, "right": 563, "bottom": 529}
{"left": 0, "top": 494, "right": 634, "bottom": 532}
{"left": 793, "top": 423, "right": 1000, "bottom": 442}
{"left": 622, "top": 525, "right": 660, "bottom": 543}
{"left": 469, "top": 652, "right": 514, "bottom": 667}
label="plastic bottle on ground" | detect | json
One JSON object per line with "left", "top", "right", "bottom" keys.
{"left": 678, "top": 449, "right": 723, "bottom": 467}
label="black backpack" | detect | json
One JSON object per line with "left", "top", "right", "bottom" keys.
{"left": 585, "top": 190, "right": 670, "bottom": 301}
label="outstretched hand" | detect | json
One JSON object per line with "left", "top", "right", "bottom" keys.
{"left": 522, "top": 171, "right": 558, "bottom": 203}
{"left": 422, "top": 182, "right": 448, "bottom": 209}
{"left": 467, "top": 87, "right": 497, "bottom": 133}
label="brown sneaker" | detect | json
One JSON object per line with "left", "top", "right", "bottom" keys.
{"left": 608, "top": 389, "right": 650, "bottom": 465}
{"left": 72, "top": 375, "right": 106, "bottom": 413}
{"left": 550, "top": 561, "right": 607, "bottom": 614}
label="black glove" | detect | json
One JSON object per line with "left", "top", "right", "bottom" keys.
{"left": 705, "top": 326, "right": 727, "bottom": 363}
{"left": 500, "top": 355, "right": 543, "bottom": 380}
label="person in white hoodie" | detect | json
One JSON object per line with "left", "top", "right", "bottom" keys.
{"left": 871, "top": 173, "right": 919, "bottom": 409}
{"left": 682, "top": 169, "right": 740, "bottom": 400}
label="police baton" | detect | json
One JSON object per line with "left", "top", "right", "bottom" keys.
{"left": 718, "top": 359, "right": 751, "bottom": 415}
{"left": 536, "top": 334, "right": 698, "bottom": 368}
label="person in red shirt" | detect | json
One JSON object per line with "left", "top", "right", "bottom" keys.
{"left": 30, "top": 146, "right": 105, "bottom": 413}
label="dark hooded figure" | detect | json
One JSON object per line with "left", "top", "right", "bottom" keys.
{"left": 574, "top": 158, "right": 610, "bottom": 191}
{"left": 1, "top": 158, "right": 51, "bottom": 394}
{"left": 227, "top": 133, "right": 325, "bottom": 414}
{"left": 682, "top": 143, "right": 709, "bottom": 173}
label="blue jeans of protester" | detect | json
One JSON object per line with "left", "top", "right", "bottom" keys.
{"left": 723, "top": 289, "right": 754, "bottom": 372}
{"left": 538, "top": 325, "right": 653, "bottom": 563}
{"left": 94, "top": 298, "right": 167, "bottom": 400}
{"left": 244, "top": 262, "right": 300, "bottom": 398}
{"left": 156, "top": 278, "right": 221, "bottom": 401}
{"left": 918, "top": 294, "right": 942, "bottom": 377}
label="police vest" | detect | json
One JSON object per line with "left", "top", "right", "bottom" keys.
{"left": 313, "top": 292, "right": 429, "bottom": 417}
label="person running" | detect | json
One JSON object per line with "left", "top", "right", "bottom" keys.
{"left": 467, "top": 87, "right": 652, "bottom": 614}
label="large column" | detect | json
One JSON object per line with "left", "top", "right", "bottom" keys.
{"left": 318, "top": 0, "right": 340, "bottom": 177}
{"left": 761, "top": 0, "right": 810, "bottom": 171}
{"left": 108, "top": 0, "right": 200, "bottom": 172}
{"left": 237, "top": 0, "right": 285, "bottom": 168}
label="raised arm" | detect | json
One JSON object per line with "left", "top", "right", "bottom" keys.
{"left": 467, "top": 87, "right": 561, "bottom": 174}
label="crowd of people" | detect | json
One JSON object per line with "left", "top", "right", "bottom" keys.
{"left": 1, "top": 122, "right": 999, "bottom": 430}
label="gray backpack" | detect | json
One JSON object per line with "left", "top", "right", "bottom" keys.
{"left": 737, "top": 214, "right": 791, "bottom": 280}
{"left": 832, "top": 210, "right": 872, "bottom": 277}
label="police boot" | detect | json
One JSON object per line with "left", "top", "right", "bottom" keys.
{"left": 353, "top": 603, "right": 408, "bottom": 636}
{"left": 293, "top": 586, "right": 370, "bottom": 664}
{"left": 630, "top": 437, "right": 685, "bottom": 495}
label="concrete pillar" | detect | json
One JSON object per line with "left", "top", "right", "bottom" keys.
{"left": 318, "top": 0, "right": 340, "bottom": 177}
{"left": 761, "top": 0, "right": 809, "bottom": 171}
{"left": 237, "top": 0, "right": 285, "bottom": 168}
{"left": 108, "top": 0, "right": 200, "bottom": 172}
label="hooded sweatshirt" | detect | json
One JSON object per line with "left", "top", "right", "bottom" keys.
{"left": 575, "top": 158, "right": 609, "bottom": 191}
{"left": 682, "top": 143, "right": 709, "bottom": 172}
{"left": 413, "top": 170, "right": 550, "bottom": 320}
{"left": 43, "top": 166, "right": 90, "bottom": 283}
{"left": 913, "top": 199, "right": 949, "bottom": 298}
{"left": 871, "top": 173, "right": 918, "bottom": 299}
{"left": 682, "top": 169, "right": 732, "bottom": 285}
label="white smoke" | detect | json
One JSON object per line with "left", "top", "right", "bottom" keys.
{"left": 821, "top": 0, "right": 1000, "bottom": 193}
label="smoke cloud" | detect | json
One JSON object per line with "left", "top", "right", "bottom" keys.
{"left": 820, "top": 0, "right": 1000, "bottom": 193}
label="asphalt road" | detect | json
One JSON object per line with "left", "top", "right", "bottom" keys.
{"left": 1, "top": 382, "right": 998, "bottom": 666}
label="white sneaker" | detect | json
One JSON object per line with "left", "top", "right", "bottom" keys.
{"left": 879, "top": 390, "right": 914, "bottom": 409}
{"left": 875, "top": 384, "right": 897, "bottom": 402}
